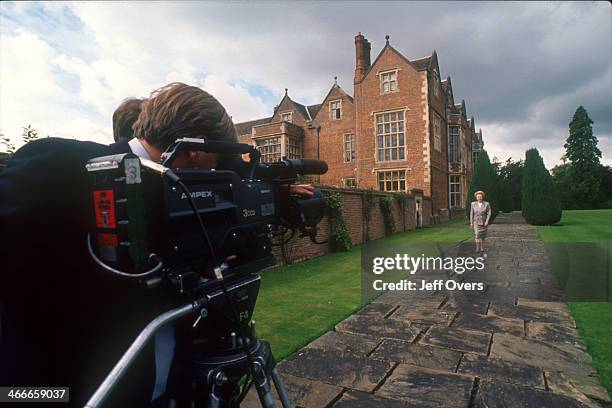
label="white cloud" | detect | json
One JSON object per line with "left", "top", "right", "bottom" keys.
{"left": 200, "top": 76, "right": 269, "bottom": 123}
{"left": 0, "top": 1, "right": 610, "bottom": 169}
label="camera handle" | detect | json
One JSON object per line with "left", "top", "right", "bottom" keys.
{"left": 84, "top": 299, "right": 205, "bottom": 408}
{"left": 160, "top": 138, "right": 261, "bottom": 168}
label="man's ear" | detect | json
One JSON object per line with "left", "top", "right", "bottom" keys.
{"left": 187, "top": 150, "right": 199, "bottom": 162}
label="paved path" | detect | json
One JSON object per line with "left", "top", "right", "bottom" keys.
{"left": 246, "top": 212, "right": 610, "bottom": 407}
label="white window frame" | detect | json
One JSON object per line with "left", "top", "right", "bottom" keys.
{"left": 330, "top": 100, "right": 342, "bottom": 120}
{"left": 449, "top": 175, "right": 462, "bottom": 207}
{"left": 286, "top": 136, "right": 302, "bottom": 159}
{"left": 433, "top": 112, "right": 442, "bottom": 152}
{"left": 377, "top": 169, "right": 407, "bottom": 192}
{"left": 255, "top": 136, "right": 282, "bottom": 163}
{"left": 343, "top": 133, "right": 355, "bottom": 163}
{"left": 343, "top": 177, "right": 357, "bottom": 188}
{"left": 380, "top": 69, "right": 398, "bottom": 94}
{"left": 375, "top": 110, "right": 406, "bottom": 162}
{"left": 449, "top": 126, "right": 460, "bottom": 163}
{"left": 280, "top": 111, "right": 293, "bottom": 123}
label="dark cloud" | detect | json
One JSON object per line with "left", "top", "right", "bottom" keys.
{"left": 180, "top": 1, "right": 611, "bottom": 163}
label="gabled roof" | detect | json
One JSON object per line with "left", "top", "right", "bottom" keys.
{"left": 358, "top": 38, "right": 438, "bottom": 83}
{"left": 235, "top": 116, "right": 272, "bottom": 135}
{"left": 307, "top": 104, "right": 322, "bottom": 118}
{"left": 310, "top": 83, "right": 353, "bottom": 120}
{"left": 410, "top": 56, "right": 432, "bottom": 71}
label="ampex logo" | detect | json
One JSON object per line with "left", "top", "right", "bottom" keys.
{"left": 243, "top": 208, "right": 256, "bottom": 217}
{"left": 180, "top": 191, "right": 213, "bottom": 200}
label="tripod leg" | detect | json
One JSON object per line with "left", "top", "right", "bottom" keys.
{"left": 271, "top": 368, "right": 291, "bottom": 408}
{"left": 253, "top": 370, "right": 276, "bottom": 408}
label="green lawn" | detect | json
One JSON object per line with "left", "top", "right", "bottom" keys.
{"left": 537, "top": 209, "right": 612, "bottom": 399}
{"left": 254, "top": 219, "right": 471, "bottom": 359}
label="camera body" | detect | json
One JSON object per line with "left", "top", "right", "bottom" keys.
{"left": 85, "top": 139, "right": 327, "bottom": 295}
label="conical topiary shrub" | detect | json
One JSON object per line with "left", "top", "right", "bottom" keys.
{"left": 466, "top": 150, "right": 499, "bottom": 222}
{"left": 522, "top": 148, "right": 562, "bottom": 225}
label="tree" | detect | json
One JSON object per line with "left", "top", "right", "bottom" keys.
{"left": 564, "top": 106, "right": 602, "bottom": 206}
{"left": 522, "top": 148, "right": 562, "bottom": 225}
{"left": 498, "top": 158, "right": 524, "bottom": 212}
{"left": 21, "top": 124, "right": 39, "bottom": 144}
{"left": 466, "top": 150, "right": 499, "bottom": 221}
{"left": 1, "top": 130, "right": 15, "bottom": 154}
{"left": 551, "top": 163, "right": 577, "bottom": 209}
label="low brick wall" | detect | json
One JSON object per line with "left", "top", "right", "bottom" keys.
{"left": 272, "top": 187, "right": 438, "bottom": 265}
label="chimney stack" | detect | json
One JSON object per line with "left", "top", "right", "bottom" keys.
{"left": 354, "top": 32, "right": 371, "bottom": 83}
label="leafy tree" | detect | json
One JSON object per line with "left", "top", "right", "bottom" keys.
{"left": 551, "top": 163, "right": 577, "bottom": 209}
{"left": 564, "top": 106, "right": 601, "bottom": 206}
{"left": 1, "top": 130, "right": 15, "bottom": 154}
{"left": 466, "top": 150, "right": 499, "bottom": 221}
{"left": 522, "top": 148, "right": 562, "bottom": 225}
{"left": 596, "top": 165, "right": 612, "bottom": 209}
{"left": 21, "top": 124, "right": 39, "bottom": 144}
{"left": 498, "top": 158, "right": 523, "bottom": 212}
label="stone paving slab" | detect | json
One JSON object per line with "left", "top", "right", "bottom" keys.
{"left": 336, "top": 314, "right": 422, "bottom": 342}
{"left": 473, "top": 380, "right": 590, "bottom": 407}
{"left": 305, "top": 331, "right": 381, "bottom": 357}
{"left": 273, "top": 213, "right": 609, "bottom": 407}
{"left": 375, "top": 364, "right": 474, "bottom": 408}
{"left": 242, "top": 373, "right": 343, "bottom": 408}
{"left": 527, "top": 321, "right": 583, "bottom": 348}
{"left": 489, "top": 333, "right": 595, "bottom": 377}
{"left": 278, "top": 348, "right": 394, "bottom": 392}
{"left": 388, "top": 306, "right": 456, "bottom": 327}
{"left": 332, "top": 390, "right": 410, "bottom": 408}
{"left": 369, "top": 339, "right": 462, "bottom": 372}
{"left": 457, "top": 353, "right": 545, "bottom": 388}
{"left": 546, "top": 371, "right": 612, "bottom": 404}
{"left": 452, "top": 312, "right": 525, "bottom": 336}
{"left": 421, "top": 326, "right": 492, "bottom": 355}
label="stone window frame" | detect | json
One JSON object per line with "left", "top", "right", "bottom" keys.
{"left": 432, "top": 69, "right": 440, "bottom": 98}
{"left": 373, "top": 108, "right": 407, "bottom": 163}
{"left": 449, "top": 126, "right": 460, "bottom": 163}
{"left": 377, "top": 168, "right": 407, "bottom": 192}
{"left": 433, "top": 111, "right": 442, "bottom": 152}
{"left": 280, "top": 111, "right": 293, "bottom": 123}
{"left": 343, "top": 177, "right": 357, "bottom": 188}
{"left": 449, "top": 174, "right": 462, "bottom": 207}
{"left": 343, "top": 133, "right": 356, "bottom": 163}
{"left": 255, "top": 135, "right": 282, "bottom": 163}
{"left": 379, "top": 69, "right": 399, "bottom": 94}
{"left": 330, "top": 99, "right": 342, "bottom": 120}
{"left": 286, "top": 136, "right": 302, "bottom": 160}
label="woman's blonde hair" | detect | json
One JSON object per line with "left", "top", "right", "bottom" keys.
{"left": 474, "top": 190, "right": 485, "bottom": 199}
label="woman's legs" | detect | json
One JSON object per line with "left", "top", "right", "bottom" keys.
{"left": 481, "top": 238, "right": 485, "bottom": 252}
{"left": 475, "top": 237, "right": 481, "bottom": 252}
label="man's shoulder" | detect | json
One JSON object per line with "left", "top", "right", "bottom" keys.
{"left": 11, "top": 137, "right": 113, "bottom": 161}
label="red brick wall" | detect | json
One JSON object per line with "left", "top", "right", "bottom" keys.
{"left": 354, "top": 47, "right": 430, "bottom": 197}
{"left": 312, "top": 87, "right": 357, "bottom": 186}
{"left": 272, "top": 187, "right": 436, "bottom": 265}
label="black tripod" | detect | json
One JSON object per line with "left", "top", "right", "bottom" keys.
{"left": 84, "top": 274, "right": 291, "bottom": 408}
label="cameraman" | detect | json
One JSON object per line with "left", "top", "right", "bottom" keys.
{"left": 113, "top": 97, "right": 144, "bottom": 142}
{"left": 0, "top": 82, "right": 312, "bottom": 406}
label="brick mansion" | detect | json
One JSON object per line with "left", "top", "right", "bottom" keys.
{"left": 236, "top": 32, "right": 484, "bottom": 216}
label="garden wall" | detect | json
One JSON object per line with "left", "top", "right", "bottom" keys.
{"left": 272, "top": 187, "right": 452, "bottom": 265}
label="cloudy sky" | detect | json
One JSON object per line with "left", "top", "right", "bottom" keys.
{"left": 1, "top": 1, "right": 610, "bottom": 167}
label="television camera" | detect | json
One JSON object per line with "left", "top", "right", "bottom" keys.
{"left": 83, "top": 138, "right": 328, "bottom": 408}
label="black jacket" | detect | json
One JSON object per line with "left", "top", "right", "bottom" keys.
{"left": 0, "top": 138, "right": 160, "bottom": 406}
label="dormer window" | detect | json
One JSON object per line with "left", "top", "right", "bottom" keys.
{"left": 380, "top": 70, "right": 398, "bottom": 94}
{"left": 281, "top": 112, "right": 292, "bottom": 123}
{"left": 330, "top": 100, "right": 342, "bottom": 120}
